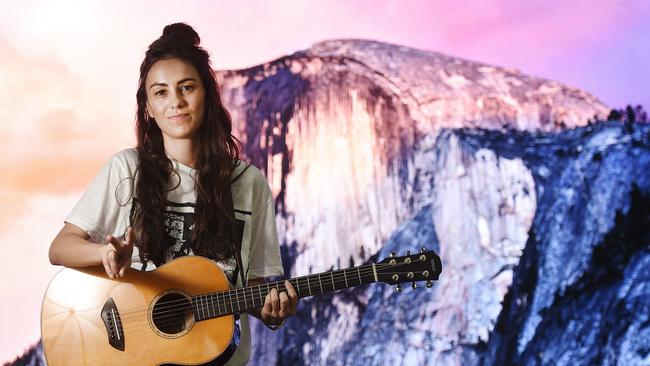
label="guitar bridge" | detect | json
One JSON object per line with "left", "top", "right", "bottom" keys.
{"left": 101, "top": 298, "right": 125, "bottom": 351}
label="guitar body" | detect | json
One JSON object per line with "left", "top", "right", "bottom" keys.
{"left": 41, "top": 256, "right": 235, "bottom": 366}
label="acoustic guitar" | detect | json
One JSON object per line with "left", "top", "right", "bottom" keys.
{"left": 41, "top": 249, "right": 442, "bottom": 365}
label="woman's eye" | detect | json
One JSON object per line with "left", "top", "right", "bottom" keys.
{"left": 154, "top": 89, "right": 167, "bottom": 96}
{"left": 180, "top": 85, "right": 195, "bottom": 92}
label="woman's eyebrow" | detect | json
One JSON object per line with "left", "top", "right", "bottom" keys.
{"left": 148, "top": 77, "right": 197, "bottom": 89}
{"left": 176, "top": 77, "right": 197, "bottom": 84}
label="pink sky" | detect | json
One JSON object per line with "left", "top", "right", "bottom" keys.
{"left": 1, "top": 0, "right": 649, "bottom": 362}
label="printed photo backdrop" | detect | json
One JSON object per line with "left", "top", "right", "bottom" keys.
{"left": 1, "top": 1, "right": 649, "bottom": 365}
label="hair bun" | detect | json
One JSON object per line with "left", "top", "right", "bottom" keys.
{"left": 162, "top": 23, "right": 200, "bottom": 46}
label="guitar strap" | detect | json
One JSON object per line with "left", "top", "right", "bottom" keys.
{"left": 229, "top": 162, "right": 251, "bottom": 288}
{"left": 230, "top": 217, "right": 247, "bottom": 287}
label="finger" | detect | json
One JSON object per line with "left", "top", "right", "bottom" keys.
{"left": 285, "top": 281, "right": 298, "bottom": 302}
{"left": 101, "top": 247, "right": 113, "bottom": 279}
{"left": 125, "top": 227, "right": 135, "bottom": 247}
{"left": 118, "top": 260, "right": 131, "bottom": 278}
{"left": 107, "top": 249, "right": 120, "bottom": 279}
{"left": 106, "top": 234, "right": 121, "bottom": 247}
{"left": 285, "top": 280, "right": 299, "bottom": 312}
{"left": 105, "top": 236, "right": 120, "bottom": 278}
{"left": 278, "top": 291, "right": 290, "bottom": 318}
{"left": 270, "top": 288, "right": 280, "bottom": 316}
{"left": 262, "top": 293, "right": 273, "bottom": 316}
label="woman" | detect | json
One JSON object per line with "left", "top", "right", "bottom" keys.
{"left": 48, "top": 22, "right": 298, "bottom": 365}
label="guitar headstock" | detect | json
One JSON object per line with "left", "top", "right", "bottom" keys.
{"left": 376, "top": 248, "right": 442, "bottom": 291}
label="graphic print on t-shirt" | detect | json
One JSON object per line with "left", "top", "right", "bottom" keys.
{"left": 162, "top": 201, "right": 241, "bottom": 286}
{"left": 163, "top": 205, "right": 196, "bottom": 261}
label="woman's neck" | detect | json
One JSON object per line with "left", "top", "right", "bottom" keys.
{"left": 163, "top": 138, "right": 198, "bottom": 168}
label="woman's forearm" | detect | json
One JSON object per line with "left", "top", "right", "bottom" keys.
{"left": 49, "top": 225, "right": 103, "bottom": 267}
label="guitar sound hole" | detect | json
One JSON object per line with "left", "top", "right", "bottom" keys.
{"left": 152, "top": 292, "right": 193, "bottom": 335}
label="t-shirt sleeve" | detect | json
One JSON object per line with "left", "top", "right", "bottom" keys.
{"left": 65, "top": 153, "right": 134, "bottom": 244}
{"left": 246, "top": 179, "right": 284, "bottom": 280}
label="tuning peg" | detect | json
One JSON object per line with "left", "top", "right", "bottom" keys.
{"left": 411, "top": 282, "right": 417, "bottom": 289}
{"left": 390, "top": 252, "right": 396, "bottom": 258}
{"left": 406, "top": 250, "right": 411, "bottom": 255}
{"left": 420, "top": 247, "right": 427, "bottom": 253}
{"left": 394, "top": 284, "right": 402, "bottom": 293}
{"left": 426, "top": 280, "right": 434, "bottom": 288}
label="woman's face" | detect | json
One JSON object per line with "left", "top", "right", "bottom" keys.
{"left": 145, "top": 58, "right": 206, "bottom": 144}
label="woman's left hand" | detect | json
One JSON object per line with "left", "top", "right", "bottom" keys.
{"left": 261, "top": 280, "right": 298, "bottom": 327}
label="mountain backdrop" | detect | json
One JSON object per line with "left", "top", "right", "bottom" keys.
{"left": 10, "top": 40, "right": 649, "bottom": 366}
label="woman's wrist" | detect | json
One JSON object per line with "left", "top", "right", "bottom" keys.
{"left": 250, "top": 307, "right": 286, "bottom": 330}
{"left": 265, "top": 319, "right": 285, "bottom": 330}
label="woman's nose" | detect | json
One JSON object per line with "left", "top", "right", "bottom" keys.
{"left": 170, "top": 90, "right": 187, "bottom": 109}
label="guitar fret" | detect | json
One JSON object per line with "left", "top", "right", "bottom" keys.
{"left": 357, "top": 267, "right": 362, "bottom": 285}
{"left": 296, "top": 278, "right": 300, "bottom": 296}
{"left": 242, "top": 288, "right": 248, "bottom": 309}
{"left": 230, "top": 290, "right": 234, "bottom": 314}
{"left": 204, "top": 295, "right": 209, "bottom": 318}
{"left": 210, "top": 295, "right": 219, "bottom": 317}
{"left": 205, "top": 294, "right": 212, "bottom": 318}
{"left": 203, "top": 296, "right": 208, "bottom": 319}
{"left": 206, "top": 296, "right": 209, "bottom": 317}
{"left": 344, "top": 269, "right": 349, "bottom": 288}
{"left": 318, "top": 274, "right": 323, "bottom": 294}
{"left": 258, "top": 285, "right": 263, "bottom": 307}
{"left": 330, "top": 272, "right": 335, "bottom": 291}
{"left": 204, "top": 295, "right": 208, "bottom": 318}
{"left": 307, "top": 276, "right": 312, "bottom": 296}
{"left": 205, "top": 295, "right": 208, "bottom": 318}
{"left": 236, "top": 288, "right": 241, "bottom": 312}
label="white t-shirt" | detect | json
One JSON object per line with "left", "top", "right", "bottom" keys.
{"left": 65, "top": 148, "right": 284, "bottom": 365}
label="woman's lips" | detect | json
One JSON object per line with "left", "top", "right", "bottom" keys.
{"left": 169, "top": 113, "right": 190, "bottom": 121}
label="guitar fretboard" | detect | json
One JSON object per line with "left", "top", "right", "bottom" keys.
{"left": 191, "top": 264, "right": 378, "bottom": 321}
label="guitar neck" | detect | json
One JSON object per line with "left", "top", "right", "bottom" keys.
{"left": 191, "top": 263, "right": 379, "bottom": 321}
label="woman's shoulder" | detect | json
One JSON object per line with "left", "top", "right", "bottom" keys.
{"left": 111, "top": 147, "right": 139, "bottom": 164}
{"left": 99, "top": 148, "right": 139, "bottom": 176}
{"left": 231, "top": 160, "right": 273, "bottom": 198}
{"left": 232, "top": 160, "right": 264, "bottom": 183}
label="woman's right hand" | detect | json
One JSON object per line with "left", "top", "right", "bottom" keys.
{"left": 102, "top": 227, "right": 135, "bottom": 279}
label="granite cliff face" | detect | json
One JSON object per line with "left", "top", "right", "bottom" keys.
{"left": 246, "top": 121, "right": 649, "bottom": 366}
{"left": 14, "top": 40, "right": 646, "bottom": 366}
{"left": 217, "top": 38, "right": 608, "bottom": 286}
{"left": 215, "top": 40, "right": 644, "bottom": 366}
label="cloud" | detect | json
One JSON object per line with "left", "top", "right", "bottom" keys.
{"left": 0, "top": 36, "right": 134, "bottom": 195}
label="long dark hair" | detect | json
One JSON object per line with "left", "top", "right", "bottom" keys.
{"left": 132, "top": 23, "right": 240, "bottom": 266}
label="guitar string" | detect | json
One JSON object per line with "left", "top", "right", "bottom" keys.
{"left": 109, "top": 266, "right": 384, "bottom": 338}
{"left": 117, "top": 261, "right": 427, "bottom": 319}
{"left": 118, "top": 265, "right": 381, "bottom": 319}
{"left": 115, "top": 268, "right": 429, "bottom": 338}
{"left": 119, "top": 269, "right": 429, "bottom": 329}
{"left": 118, "top": 261, "right": 433, "bottom": 320}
